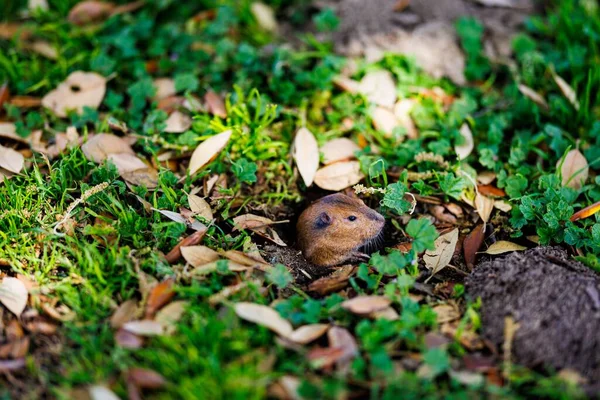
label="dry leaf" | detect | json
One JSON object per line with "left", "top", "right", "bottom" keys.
{"left": 122, "top": 320, "right": 165, "bottom": 336}
{"left": 474, "top": 193, "right": 494, "bottom": 223}
{"left": 120, "top": 166, "right": 158, "bottom": 188}
{"left": 358, "top": 70, "right": 396, "bottom": 108}
{"left": 287, "top": 324, "right": 329, "bottom": 344}
{"left": 187, "top": 194, "right": 213, "bottom": 220}
{"left": 153, "top": 208, "right": 207, "bottom": 231}
{"left": 110, "top": 299, "right": 138, "bottom": 329}
{"left": 372, "top": 106, "right": 399, "bottom": 137}
{"left": 482, "top": 241, "right": 527, "bottom": 255}
{"left": 107, "top": 152, "right": 146, "bottom": 173}
{"left": 0, "top": 277, "right": 28, "bottom": 317}
{"left": 558, "top": 149, "right": 588, "bottom": 189}
{"left": 234, "top": 302, "right": 292, "bottom": 337}
{"left": 145, "top": 279, "right": 175, "bottom": 318}
{"left": 42, "top": 71, "right": 106, "bottom": 117}
{"left": 155, "top": 300, "right": 188, "bottom": 334}
{"left": 221, "top": 250, "right": 272, "bottom": 270}
{"left": 28, "top": 41, "right": 57, "bottom": 59}
{"left": 370, "top": 307, "right": 400, "bottom": 320}
{"left": 423, "top": 228, "right": 459, "bottom": 282}
{"left": 181, "top": 246, "right": 219, "bottom": 267}
{"left": 153, "top": 78, "right": 176, "bottom": 101}
{"left": 204, "top": 91, "right": 227, "bottom": 118}
{"left": 128, "top": 368, "right": 167, "bottom": 389}
{"left": 327, "top": 326, "right": 358, "bottom": 369}
{"left": 308, "top": 265, "right": 356, "bottom": 295}
{"left": 341, "top": 296, "right": 391, "bottom": 315}
{"left": 81, "top": 134, "right": 134, "bottom": 163}
{"left": 0, "top": 144, "right": 24, "bottom": 174}
{"left": 270, "top": 376, "right": 302, "bottom": 400}
{"left": 518, "top": 84, "right": 548, "bottom": 110}
{"left": 164, "top": 230, "right": 207, "bottom": 264}
{"left": 0, "top": 123, "right": 27, "bottom": 144}
{"left": 293, "top": 127, "right": 319, "bottom": 187}
{"left": 455, "top": 123, "right": 474, "bottom": 160}
{"left": 320, "top": 138, "right": 360, "bottom": 165}
{"left": 188, "top": 130, "right": 232, "bottom": 175}
{"left": 68, "top": 1, "right": 115, "bottom": 25}
{"left": 89, "top": 385, "right": 120, "bottom": 400}
{"left": 433, "top": 303, "right": 460, "bottom": 324}
{"left": 332, "top": 76, "right": 360, "bottom": 93}
{"left": 493, "top": 200, "right": 512, "bottom": 212}
{"left": 115, "top": 328, "right": 144, "bottom": 349}
{"left": 570, "top": 200, "right": 600, "bottom": 222}
{"left": 552, "top": 72, "right": 579, "bottom": 110}
{"left": 463, "top": 224, "right": 484, "bottom": 269}
{"left": 477, "top": 171, "right": 496, "bottom": 185}
{"left": 164, "top": 111, "right": 192, "bottom": 133}
{"left": 250, "top": 2, "right": 278, "bottom": 32}
{"left": 314, "top": 161, "right": 364, "bottom": 191}
{"left": 232, "top": 214, "right": 278, "bottom": 231}
{"left": 394, "top": 99, "right": 418, "bottom": 139}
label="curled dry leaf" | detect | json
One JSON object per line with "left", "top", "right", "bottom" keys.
{"left": 433, "top": 303, "right": 460, "bottom": 324}
{"left": 221, "top": 250, "right": 272, "bottom": 271}
{"left": 164, "top": 111, "right": 192, "bottom": 133}
{"left": 188, "top": 130, "right": 232, "bottom": 175}
{"left": 122, "top": 320, "right": 165, "bottom": 336}
{"left": 474, "top": 193, "right": 494, "bottom": 223}
{"left": 308, "top": 265, "right": 356, "bottom": 296}
{"left": 234, "top": 302, "right": 293, "bottom": 337}
{"left": 0, "top": 123, "right": 27, "bottom": 144}
{"left": 358, "top": 70, "right": 396, "bottom": 108}
{"left": 181, "top": 245, "right": 219, "bottom": 267}
{"left": 341, "top": 296, "right": 391, "bottom": 315}
{"left": 482, "top": 240, "right": 527, "bottom": 255}
{"left": 423, "top": 228, "right": 459, "bottom": 282}
{"left": 0, "top": 277, "right": 28, "bottom": 317}
{"left": 327, "top": 326, "right": 358, "bottom": 369}
{"left": 477, "top": 171, "right": 496, "bottom": 185}
{"left": 68, "top": 1, "right": 115, "bottom": 25}
{"left": 370, "top": 307, "right": 399, "bottom": 321}
{"left": 494, "top": 200, "right": 512, "bottom": 212}
{"left": 204, "top": 90, "right": 227, "bottom": 118}
{"left": 153, "top": 78, "right": 176, "bottom": 101}
{"left": 250, "top": 2, "right": 278, "bottom": 32}
{"left": 314, "top": 161, "right": 364, "bottom": 191}
{"left": 145, "top": 279, "right": 175, "bottom": 318}
{"left": 320, "top": 138, "right": 360, "bottom": 165}
{"left": 155, "top": 300, "right": 188, "bottom": 334}
{"left": 82, "top": 133, "right": 134, "bottom": 163}
{"left": 455, "top": 123, "right": 474, "bottom": 160}
{"left": 188, "top": 194, "right": 213, "bottom": 220}
{"left": 570, "top": 200, "right": 600, "bottom": 222}
{"left": 231, "top": 214, "right": 288, "bottom": 247}
{"left": 552, "top": 72, "right": 579, "bottom": 110}
{"left": 372, "top": 106, "right": 399, "bottom": 137}
{"left": 0, "top": 144, "right": 24, "bottom": 174}
{"left": 128, "top": 368, "right": 167, "bottom": 389}
{"left": 292, "top": 127, "right": 319, "bottom": 187}
{"left": 558, "top": 149, "right": 588, "bottom": 189}
{"left": 463, "top": 224, "right": 485, "bottom": 269}
{"left": 89, "top": 385, "right": 120, "bottom": 400}
{"left": 287, "top": 324, "right": 329, "bottom": 345}
{"left": 153, "top": 208, "right": 207, "bottom": 232}
{"left": 42, "top": 71, "right": 106, "bottom": 118}
{"left": 164, "top": 228, "right": 207, "bottom": 264}
{"left": 110, "top": 299, "right": 138, "bottom": 329}
{"left": 115, "top": 328, "right": 144, "bottom": 349}
{"left": 518, "top": 84, "right": 548, "bottom": 110}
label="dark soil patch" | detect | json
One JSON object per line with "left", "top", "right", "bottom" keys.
{"left": 466, "top": 246, "right": 600, "bottom": 396}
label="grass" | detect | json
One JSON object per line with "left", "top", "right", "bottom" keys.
{"left": 0, "top": 0, "right": 599, "bottom": 398}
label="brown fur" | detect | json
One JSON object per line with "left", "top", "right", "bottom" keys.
{"left": 296, "top": 193, "right": 385, "bottom": 267}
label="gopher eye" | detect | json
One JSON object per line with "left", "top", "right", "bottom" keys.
{"left": 348, "top": 215, "right": 357, "bottom": 221}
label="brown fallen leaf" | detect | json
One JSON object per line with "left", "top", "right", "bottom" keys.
{"left": 307, "top": 347, "right": 345, "bottom": 370}
{"left": 9, "top": 95, "right": 42, "bottom": 108}
{"left": 153, "top": 78, "right": 176, "bottom": 101}
{"left": 164, "top": 229, "right": 207, "bottom": 264}
{"left": 155, "top": 300, "right": 188, "bottom": 334}
{"left": 314, "top": 161, "right": 364, "bottom": 191}
{"left": 68, "top": 1, "right": 116, "bottom": 25}
{"left": 477, "top": 171, "right": 496, "bottom": 185}
{"left": 341, "top": 296, "right": 391, "bottom": 315}
{"left": 551, "top": 70, "right": 579, "bottom": 110}
{"left": 269, "top": 376, "right": 302, "bottom": 400}
{"left": 145, "top": 279, "right": 175, "bottom": 318}
{"left": 474, "top": 193, "right": 494, "bottom": 224}
{"left": 372, "top": 106, "right": 400, "bottom": 137}
{"left": 188, "top": 130, "right": 232, "bottom": 175}
{"left": 455, "top": 123, "right": 474, "bottom": 160}
{"left": 320, "top": 138, "right": 360, "bottom": 165}
{"left": 558, "top": 149, "right": 588, "bottom": 189}
{"left": 423, "top": 228, "right": 459, "bottom": 282}
{"left": 81, "top": 133, "right": 134, "bottom": 163}
{"left": 308, "top": 265, "right": 356, "bottom": 295}
{"left": 221, "top": 250, "right": 272, "bottom": 271}
{"left": 570, "top": 200, "right": 600, "bottom": 222}
{"left": 127, "top": 368, "right": 167, "bottom": 389}
{"left": 181, "top": 245, "right": 219, "bottom": 267}
{"left": 481, "top": 241, "right": 527, "bottom": 255}
{"left": 394, "top": 99, "right": 418, "bottom": 139}
{"left": 164, "top": 111, "right": 192, "bottom": 133}
{"left": 234, "top": 302, "right": 293, "bottom": 337}
{"left": 518, "top": 84, "right": 549, "bottom": 110}
{"left": 42, "top": 71, "right": 106, "bottom": 118}
{"left": 292, "top": 127, "right": 319, "bottom": 187}
{"left": 204, "top": 90, "right": 227, "bottom": 118}
{"left": 327, "top": 326, "right": 358, "bottom": 370}
{"left": 463, "top": 224, "right": 484, "bottom": 269}
{"left": 187, "top": 194, "right": 214, "bottom": 220}
{"left": 432, "top": 303, "right": 460, "bottom": 324}
{"left": 477, "top": 184, "right": 506, "bottom": 197}
{"left": 231, "top": 214, "right": 288, "bottom": 247}
{"left": 122, "top": 320, "right": 165, "bottom": 336}
{"left": 286, "top": 324, "right": 329, "bottom": 345}
{"left": 0, "top": 277, "right": 28, "bottom": 317}
{"left": 332, "top": 76, "right": 360, "bottom": 93}
{"left": 0, "top": 144, "right": 25, "bottom": 174}
{"left": 370, "top": 307, "right": 400, "bottom": 321}
{"left": 358, "top": 70, "right": 396, "bottom": 108}
{"left": 110, "top": 299, "right": 139, "bottom": 329}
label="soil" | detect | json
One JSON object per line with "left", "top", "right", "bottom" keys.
{"left": 466, "top": 246, "right": 600, "bottom": 395}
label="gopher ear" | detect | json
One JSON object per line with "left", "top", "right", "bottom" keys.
{"left": 315, "top": 212, "right": 332, "bottom": 229}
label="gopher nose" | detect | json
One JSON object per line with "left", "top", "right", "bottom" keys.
{"left": 368, "top": 210, "right": 385, "bottom": 223}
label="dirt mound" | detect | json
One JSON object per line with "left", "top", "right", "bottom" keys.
{"left": 466, "top": 247, "right": 600, "bottom": 395}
